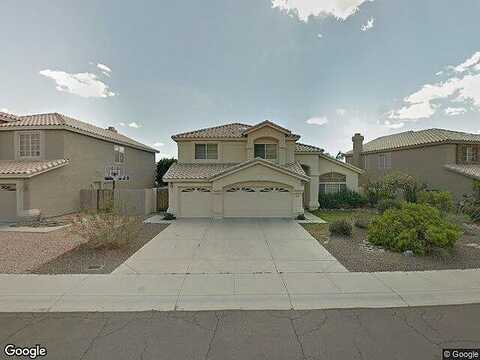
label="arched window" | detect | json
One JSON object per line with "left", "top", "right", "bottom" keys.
{"left": 318, "top": 172, "right": 347, "bottom": 194}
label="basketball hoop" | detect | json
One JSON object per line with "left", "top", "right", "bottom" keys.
{"left": 105, "top": 166, "right": 129, "bottom": 182}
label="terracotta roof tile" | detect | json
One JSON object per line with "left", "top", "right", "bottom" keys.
{"left": 163, "top": 160, "right": 308, "bottom": 181}
{"left": 444, "top": 164, "right": 480, "bottom": 180}
{"left": 0, "top": 159, "right": 69, "bottom": 177}
{"left": 0, "top": 113, "right": 157, "bottom": 153}
{"left": 347, "top": 128, "right": 480, "bottom": 154}
{"left": 0, "top": 112, "right": 19, "bottom": 122}
{"left": 295, "top": 143, "right": 323, "bottom": 153}
{"left": 172, "top": 122, "right": 300, "bottom": 140}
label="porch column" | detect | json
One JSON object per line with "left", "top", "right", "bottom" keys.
{"left": 166, "top": 183, "right": 176, "bottom": 215}
{"left": 308, "top": 175, "right": 319, "bottom": 210}
{"left": 292, "top": 190, "right": 304, "bottom": 217}
{"left": 212, "top": 190, "right": 223, "bottom": 219}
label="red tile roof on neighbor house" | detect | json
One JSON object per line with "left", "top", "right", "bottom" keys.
{"left": 346, "top": 128, "right": 480, "bottom": 155}
{"left": 0, "top": 112, "right": 157, "bottom": 153}
{"left": 0, "top": 159, "right": 69, "bottom": 178}
{"left": 171, "top": 121, "right": 301, "bottom": 140}
{"left": 444, "top": 164, "right": 480, "bottom": 180}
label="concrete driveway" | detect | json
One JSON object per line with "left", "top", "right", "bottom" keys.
{"left": 115, "top": 218, "right": 347, "bottom": 276}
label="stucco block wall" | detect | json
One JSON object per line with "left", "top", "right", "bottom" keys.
{"left": 360, "top": 144, "right": 474, "bottom": 199}
{"left": 177, "top": 140, "right": 248, "bottom": 163}
{"left": 44, "top": 130, "right": 65, "bottom": 159}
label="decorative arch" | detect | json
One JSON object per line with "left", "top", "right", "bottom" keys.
{"left": 318, "top": 172, "right": 347, "bottom": 194}
{"left": 319, "top": 172, "right": 347, "bottom": 183}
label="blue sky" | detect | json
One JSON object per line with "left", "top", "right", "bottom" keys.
{"left": 1, "top": 0, "right": 480, "bottom": 158}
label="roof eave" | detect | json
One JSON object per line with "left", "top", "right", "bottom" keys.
{"left": 0, "top": 161, "right": 69, "bottom": 179}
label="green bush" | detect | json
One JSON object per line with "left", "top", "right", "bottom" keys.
{"left": 367, "top": 203, "right": 462, "bottom": 255}
{"left": 163, "top": 212, "right": 176, "bottom": 220}
{"left": 377, "top": 198, "right": 403, "bottom": 213}
{"left": 318, "top": 189, "right": 367, "bottom": 209}
{"left": 329, "top": 219, "right": 353, "bottom": 236}
{"left": 418, "top": 191, "right": 453, "bottom": 213}
{"left": 354, "top": 216, "right": 371, "bottom": 229}
{"left": 365, "top": 172, "right": 426, "bottom": 206}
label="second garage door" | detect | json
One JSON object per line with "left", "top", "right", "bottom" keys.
{"left": 223, "top": 185, "right": 292, "bottom": 218}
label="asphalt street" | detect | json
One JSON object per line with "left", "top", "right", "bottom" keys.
{"left": 0, "top": 304, "right": 479, "bottom": 360}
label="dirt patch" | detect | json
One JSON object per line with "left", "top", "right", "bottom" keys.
{"left": 0, "top": 228, "right": 85, "bottom": 273}
{"left": 32, "top": 223, "right": 168, "bottom": 274}
{"left": 302, "top": 223, "right": 480, "bottom": 272}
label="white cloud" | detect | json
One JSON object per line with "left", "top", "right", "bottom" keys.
{"left": 317, "top": 33, "right": 323, "bottom": 38}
{"left": 0, "top": 108, "right": 11, "bottom": 113}
{"left": 336, "top": 108, "right": 347, "bottom": 116}
{"left": 453, "top": 51, "right": 480, "bottom": 73}
{"left": 97, "top": 63, "right": 112, "bottom": 77}
{"left": 306, "top": 116, "right": 328, "bottom": 126}
{"left": 384, "top": 120, "right": 405, "bottom": 129}
{"left": 389, "top": 50, "right": 480, "bottom": 120}
{"left": 128, "top": 122, "right": 141, "bottom": 128}
{"left": 119, "top": 122, "right": 126, "bottom": 127}
{"left": 435, "top": 71, "right": 443, "bottom": 76}
{"left": 39, "top": 69, "right": 115, "bottom": 98}
{"left": 153, "top": 142, "right": 165, "bottom": 147}
{"left": 361, "top": 17, "right": 374, "bottom": 31}
{"left": 271, "top": 0, "right": 371, "bottom": 22}
{"left": 444, "top": 107, "right": 467, "bottom": 116}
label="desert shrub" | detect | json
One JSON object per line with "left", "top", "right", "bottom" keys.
{"left": 318, "top": 189, "right": 367, "bottom": 209}
{"left": 70, "top": 210, "right": 143, "bottom": 249}
{"left": 367, "top": 203, "right": 462, "bottom": 255}
{"left": 329, "top": 219, "right": 353, "bottom": 236}
{"left": 377, "top": 198, "right": 403, "bottom": 213}
{"left": 366, "top": 172, "right": 426, "bottom": 206}
{"left": 418, "top": 190, "right": 453, "bottom": 213}
{"left": 163, "top": 212, "right": 176, "bottom": 220}
{"left": 365, "top": 181, "right": 389, "bottom": 207}
{"left": 354, "top": 215, "right": 371, "bottom": 229}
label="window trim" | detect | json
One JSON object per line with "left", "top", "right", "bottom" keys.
{"left": 319, "top": 182, "right": 347, "bottom": 194}
{"left": 194, "top": 143, "right": 218, "bottom": 160}
{"left": 254, "top": 143, "right": 277, "bottom": 160}
{"left": 114, "top": 145, "right": 125, "bottom": 164}
{"left": 378, "top": 152, "right": 392, "bottom": 169}
{"left": 465, "top": 146, "right": 476, "bottom": 162}
{"left": 15, "top": 130, "right": 44, "bottom": 160}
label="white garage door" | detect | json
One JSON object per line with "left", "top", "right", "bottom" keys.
{"left": 179, "top": 187, "right": 213, "bottom": 217}
{"left": 223, "top": 186, "right": 292, "bottom": 218}
{"left": 0, "top": 184, "right": 17, "bottom": 222}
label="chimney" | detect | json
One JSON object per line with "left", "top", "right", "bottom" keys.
{"left": 352, "top": 133, "right": 364, "bottom": 168}
{"left": 107, "top": 126, "right": 117, "bottom": 133}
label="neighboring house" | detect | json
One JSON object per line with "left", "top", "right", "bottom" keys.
{"left": 344, "top": 129, "right": 480, "bottom": 199}
{"left": 163, "top": 120, "right": 362, "bottom": 218}
{"left": 0, "top": 112, "right": 157, "bottom": 222}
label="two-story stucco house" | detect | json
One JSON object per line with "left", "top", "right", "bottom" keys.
{"left": 344, "top": 129, "right": 480, "bottom": 199}
{"left": 0, "top": 112, "right": 157, "bottom": 222}
{"left": 163, "top": 120, "right": 362, "bottom": 218}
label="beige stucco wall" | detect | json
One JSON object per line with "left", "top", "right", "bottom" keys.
{"left": 359, "top": 144, "right": 474, "bottom": 199}
{"left": 177, "top": 140, "right": 247, "bottom": 163}
{"left": 0, "top": 131, "right": 14, "bottom": 160}
{"left": 22, "top": 130, "right": 155, "bottom": 217}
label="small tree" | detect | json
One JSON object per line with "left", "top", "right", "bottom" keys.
{"left": 156, "top": 157, "right": 177, "bottom": 186}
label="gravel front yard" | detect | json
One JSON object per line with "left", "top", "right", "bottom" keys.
{"left": 32, "top": 223, "right": 168, "bottom": 274}
{"left": 302, "top": 222, "right": 480, "bottom": 272}
{"left": 0, "top": 228, "right": 85, "bottom": 273}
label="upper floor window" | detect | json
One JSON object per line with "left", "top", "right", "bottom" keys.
{"left": 195, "top": 143, "right": 218, "bottom": 160}
{"left": 378, "top": 152, "right": 391, "bottom": 169}
{"left": 114, "top": 145, "right": 125, "bottom": 163}
{"left": 18, "top": 132, "right": 41, "bottom": 158}
{"left": 254, "top": 144, "right": 277, "bottom": 160}
{"left": 464, "top": 146, "right": 477, "bottom": 162}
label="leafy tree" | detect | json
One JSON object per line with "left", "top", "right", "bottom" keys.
{"left": 156, "top": 157, "right": 177, "bottom": 186}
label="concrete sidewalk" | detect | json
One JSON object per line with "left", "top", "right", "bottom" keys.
{"left": 0, "top": 269, "right": 479, "bottom": 312}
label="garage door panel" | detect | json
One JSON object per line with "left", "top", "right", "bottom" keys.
{"left": 223, "top": 186, "right": 292, "bottom": 218}
{"left": 0, "top": 184, "right": 17, "bottom": 222}
{"left": 179, "top": 187, "right": 213, "bottom": 218}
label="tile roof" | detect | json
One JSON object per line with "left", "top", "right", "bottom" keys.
{"left": 0, "top": 113, "right": 157, "bottom": 153}
{"left": 0, "top": 112, "right": 19, "bottom": 122}
{"left": 444, "top": 164, "right": 480, "bottom": 180}
{"left": 346, "top": 128, "right": 480, "bottom": 154}
{"left": 163, "top": 160, "right": 308, "bottom": 181}
{"left": 295, "top": 143, "right": 323, "bottom": 153}
{"left": 172, "top": 122, "right": 300, "bottom": 140}
{"left": 0, "top": 159, "right": 69, "bottom": 178}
